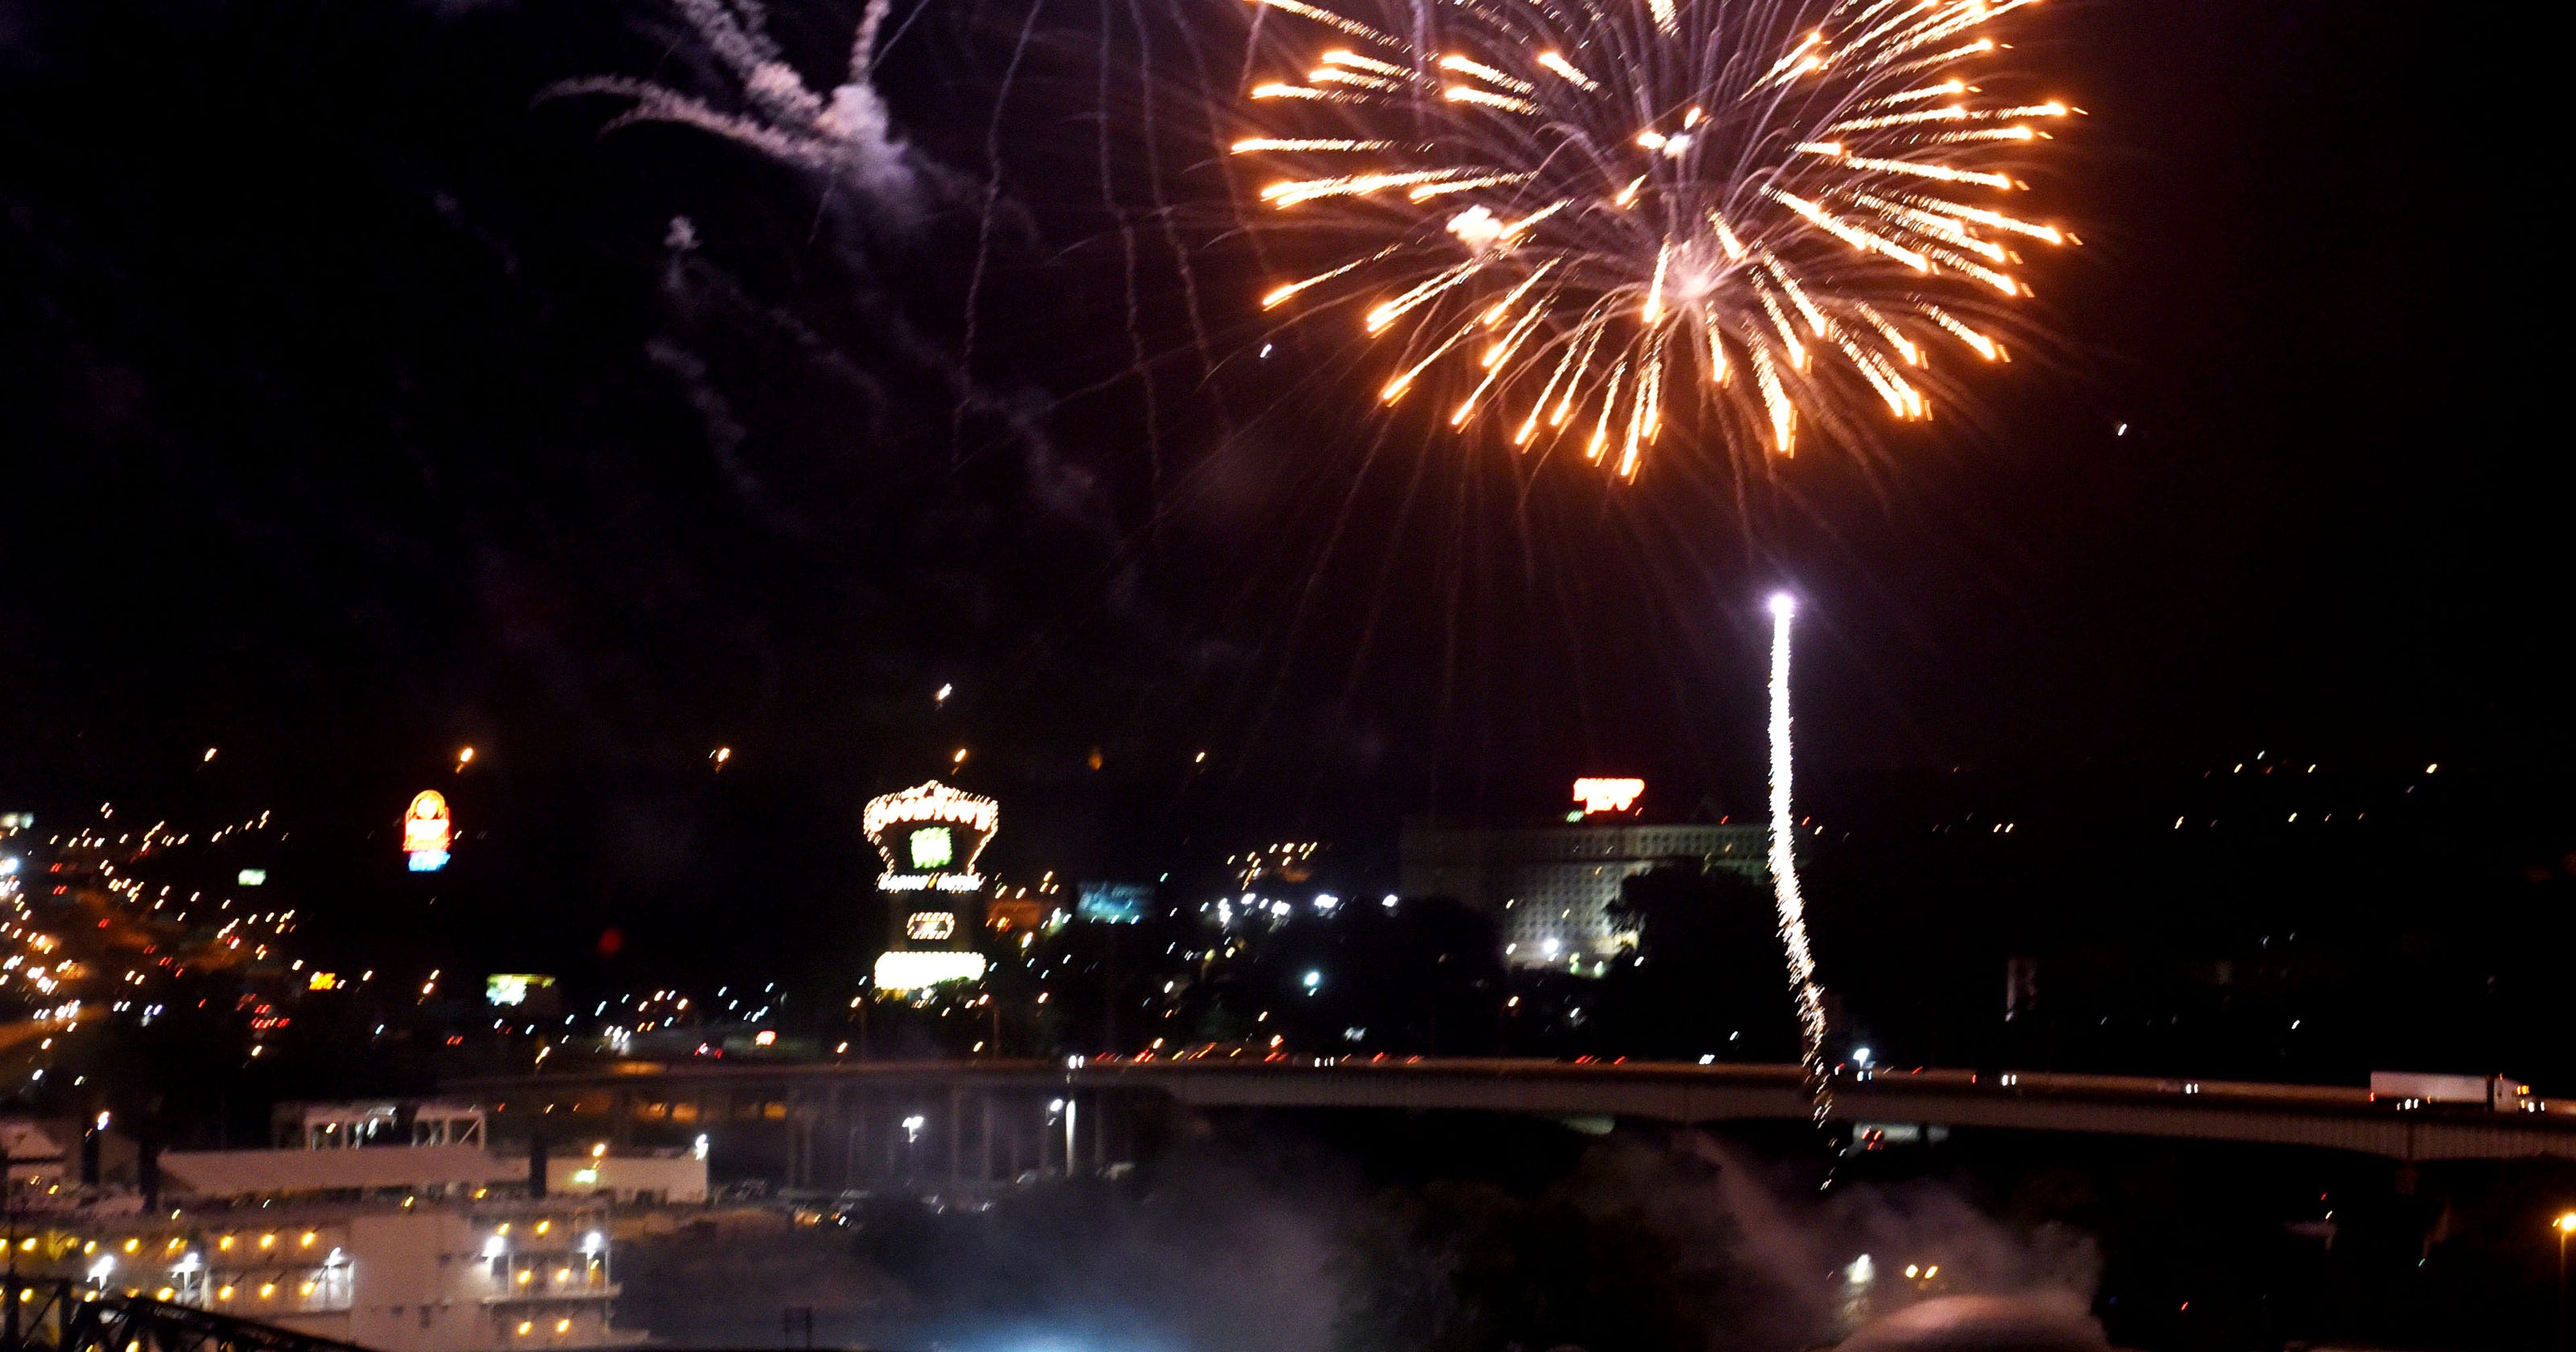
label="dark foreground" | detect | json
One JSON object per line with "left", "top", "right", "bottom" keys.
{"left": 612, "top": 1109, "right": 2574, "bottom": 1351}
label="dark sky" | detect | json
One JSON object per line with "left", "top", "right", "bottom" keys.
{"left": 0, "top": 0, "right": 2552, "bottom": 979}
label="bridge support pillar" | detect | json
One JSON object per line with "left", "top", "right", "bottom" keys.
{"left": 980, "top": 1091, "right": 997, "bottom": 1184}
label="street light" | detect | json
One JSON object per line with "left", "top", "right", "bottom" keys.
{"left": 901, "top": 1113, "right": 927, "bottom": 1184}
{"left": 2555, "top": 1211, "right": 2576, "bottom": 1346}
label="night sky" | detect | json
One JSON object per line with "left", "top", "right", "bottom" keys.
{"left": 0, "top": 0, "right": 2553, "bottom": 985}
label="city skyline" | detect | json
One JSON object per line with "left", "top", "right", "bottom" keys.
{"left": 0, "top": 0, "right": 2558, "bottom": 1347}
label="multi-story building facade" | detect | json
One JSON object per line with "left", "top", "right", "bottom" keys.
{"left": 8, "top": 1099, "right": 700, "bottom": 1351}
{"left": 13, "top": 1197, "right": 626, "bottom": 1350}
{"left": 1401, "top": 818, "right": 1769, "bottom": 974}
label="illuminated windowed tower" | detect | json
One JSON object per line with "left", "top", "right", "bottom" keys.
{"left": 1398, "top": 780, "right": 1769, "bottom": 975}
{"left": 863, "top": 781, "right": 998, "bottom": 992}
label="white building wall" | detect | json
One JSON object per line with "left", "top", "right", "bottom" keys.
{"left": 22, "top": 1198, "right": 628, "bottom": 1352}
{"left": 546, "top": 1153, "right": 707, "bottom": 1205}
{"left": 159, "top": 1144, "right": 508, "bottom": 1197}
{"left": 1400, "top": 821, "right": 1772, "bottom": 973}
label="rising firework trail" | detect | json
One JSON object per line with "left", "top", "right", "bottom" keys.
{"left": 1236, "top": 0, "right": 2074, "bottom": 478}
{"left": 1767, "top": 592, "right": 1830, "bottom": 1122}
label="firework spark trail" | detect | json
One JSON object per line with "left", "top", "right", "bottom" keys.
{"left": 1232, "top": 0, "right": 2075, "bottom": 479}
{"left": 960, "top": 0, "right": 1055, "bottom": 460}
{"left": 1768, "top": 592, "right": 1831, "bottom": 1124}
{"left": 1100, "top": 0, "right": 1166, "bottom": 539}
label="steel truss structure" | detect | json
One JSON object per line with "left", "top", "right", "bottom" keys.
{"left": 4, "top": 1279, "right": 373, "bottom": 1352}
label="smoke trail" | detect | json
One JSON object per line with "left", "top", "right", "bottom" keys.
{"left": 1767, "top": 592, "right": 1831, "bottom": 1123}
{"left": 542, "top": 0, "right": 953, "bottom": 224}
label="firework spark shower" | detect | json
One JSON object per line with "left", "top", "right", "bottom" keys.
{"left": 1235, "top": 0, "right": 2075, "bottom": 479}
{"left": 1767, "top": 592, "right": 1830, "bottom": 1121}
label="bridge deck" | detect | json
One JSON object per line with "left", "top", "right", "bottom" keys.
{"left": 454, "top": 1059, "right": 2576, "bottom": 1163}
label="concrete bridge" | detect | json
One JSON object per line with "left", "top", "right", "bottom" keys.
{"left": 452, "top": 1058, "right": 2576, "bottom": 1192}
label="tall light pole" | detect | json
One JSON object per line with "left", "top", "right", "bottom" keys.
{"left": 1766, "top": 593, "right": 1830, "bottom": 1124}
{"left": 2556, "top": 1211, "right": 2576, "bottom": 1346}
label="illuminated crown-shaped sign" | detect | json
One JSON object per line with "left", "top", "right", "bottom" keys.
{"left": 865, "top": 781, "right": 998, "bottom": 892}
{"left": 867, "top": 781, "right": 997, "bottom": 991}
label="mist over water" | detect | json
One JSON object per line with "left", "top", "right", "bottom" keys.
{"left": 621, "top": 1122, "right": 2106, "bottom": 1352}
{"left": 1838, "top": 1296, "right": 2112, "bottom": 1352}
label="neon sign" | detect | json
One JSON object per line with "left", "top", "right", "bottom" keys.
{"left": 863, "top": 781, "right": 997, "bottom": 839}
{"left": 486, "top": 973, "right": 555, "bottom": 1007}
{"left": 873, "top": 950, "right": 988, "bottom": 991}
{"left": 865, "top": 781, "right": 998, "bottom": 893}
{"left": 1573, "top": 777, "right": 1646, "bottom": 814}
{"left": 908, "top": 826, "right": 955, "bottom": 870}
{"left": 403, "top": 790, "right": 453, "bottom": 872}
{"left": 878, "top": 874, "right": 986, "bottom": 892}
{"left": 867, "top": 781, "right": 998, "bottom": 987}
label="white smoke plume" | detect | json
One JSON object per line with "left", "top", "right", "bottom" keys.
{"left": 614, "top": 1126, "right": 2106, "bottom": 1352}
{"left": 1666, "top": 1130, "right": 2106, "bottom": 1347}
{"left": 1838, "top": 1294, "right": 2114, "bottom": 1352}
{"left": 545, "top": 0, "right": 956, "bottom": 221}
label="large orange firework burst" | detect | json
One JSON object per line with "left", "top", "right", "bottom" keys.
{"left": 1236, "top": 0, "right": 2076, "bottom": 478}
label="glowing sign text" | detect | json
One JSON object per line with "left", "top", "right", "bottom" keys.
{"left": 863, "top": 781, "right": 998, "bottom": 839}
{"left": 1573, "top": 777, "right": 1646, "bottom": 814}
{"left": 878, "top": 873, "right": 985, "bottom": 892}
